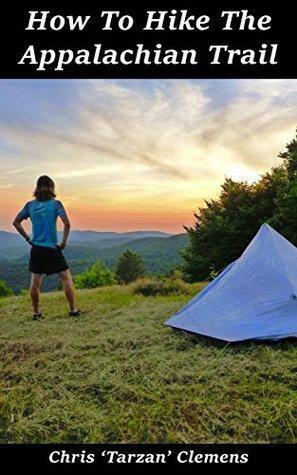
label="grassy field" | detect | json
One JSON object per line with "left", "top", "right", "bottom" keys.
{"left": 0, "top": 285, "right": 296, "bottom": 443}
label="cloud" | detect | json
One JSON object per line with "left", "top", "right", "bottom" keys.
{"left": 0, "top": 79, "right": 296, "bottom": 232}
{"left": 1, "top": 81, "right": 207, "bottom": 180}
{"left": 193, "top": 80, "right": 297, "bottom": 169}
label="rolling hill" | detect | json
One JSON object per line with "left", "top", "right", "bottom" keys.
{"left": 67, "top": 230, "right": 170, "bottom": 242}
{"left": 0, "top": 229, "right": 170, "bottom": 248}
{"left": 0, "top": 231, "right": 188, "bottom": 293}
{"left": 0, "top": 229, "right": 170, "bottom": 258}
{"left": 0, "top": 231, "right": 25, "bottom": 249}
{"left": 90, "top": 234, "right": 188, "bottom": 273}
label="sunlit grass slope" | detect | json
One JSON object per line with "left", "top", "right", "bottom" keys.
{"left": 0, "top": 285, "right": 296, "bottom": 443}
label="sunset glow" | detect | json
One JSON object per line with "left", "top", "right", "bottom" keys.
{"left": 0, "top": 79, "right": 296, "bottom": 233}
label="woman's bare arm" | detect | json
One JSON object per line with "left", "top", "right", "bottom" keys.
{"left": 58, "top": 215, "right": 71, "bottom": 249}
{"left": 12, "top": 216, "right": 31, "bottom": 243}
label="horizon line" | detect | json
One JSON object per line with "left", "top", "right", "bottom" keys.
{"left": 2, "top": 228, "right": 188, "bottom": 235}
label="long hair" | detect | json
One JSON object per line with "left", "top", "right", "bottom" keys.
{"left": 33, "top": 175, "right": 56, "bottom": 201}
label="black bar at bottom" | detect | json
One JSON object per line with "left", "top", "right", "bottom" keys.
{"left": 0, "top": 444, "right": 294, "bottom": 472}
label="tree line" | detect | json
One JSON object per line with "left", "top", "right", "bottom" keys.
{"left": 182, "top": 130, "right": 297, "bottom": 281}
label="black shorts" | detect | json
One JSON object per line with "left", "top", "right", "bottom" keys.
{"left": 29, "top": 245, "right": 69, "bottom": 276}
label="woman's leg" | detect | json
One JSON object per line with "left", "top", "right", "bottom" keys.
{"left": 58, "top": 269, "right": 77, "bottom": 313}
{"left": 30, "top": 273, "right": 42, "bottom": 314}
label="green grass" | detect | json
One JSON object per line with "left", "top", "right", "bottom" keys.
{"left": 0, "top": 285, "right": 296, "bottom": 443}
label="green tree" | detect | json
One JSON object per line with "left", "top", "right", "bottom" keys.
{"left": 0, "top": 279, "right": 13, "bottom": 297}
{"left": 182, "top": 178, "right": 262, "bottom": 281}
{"left": 116, "top": 250, "right": 145, "bottom": 284}
{"left": 182, "top": 130, "right": 297, "bottom": 282}
{"left": 270, "top": 133, "right": 297, "bottom": 242}
{"left": 74, "top": 261, "right": 116, "bottom": 289}
{"left": 279, "top": 132, "right": 297, "bottom": 179}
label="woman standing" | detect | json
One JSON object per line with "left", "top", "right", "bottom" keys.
{"left": 13, "top": 175, "right": 81, "bottom": 319}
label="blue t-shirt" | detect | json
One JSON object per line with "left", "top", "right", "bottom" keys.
{"left": 17, "top": 199, "right": 68, "bottom": 248}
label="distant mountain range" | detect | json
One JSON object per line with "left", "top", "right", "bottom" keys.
{"left": 0, "top": 230, "right": 171, "bottom": 258}
{"left": 0, "top": 229, "right": 170, "bottom": 247}
{"left": 0, "top": 230, "right": 27, "bottom": 248}
{"left": 66, "top": 230, "right": 170, "bottom": 242}
{"left": 0, "top": 230, "right": 188, "bottom": 293}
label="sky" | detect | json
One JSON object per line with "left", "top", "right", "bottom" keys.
{"left": 0, "top": 79, "right": 296, "bottom": 233}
